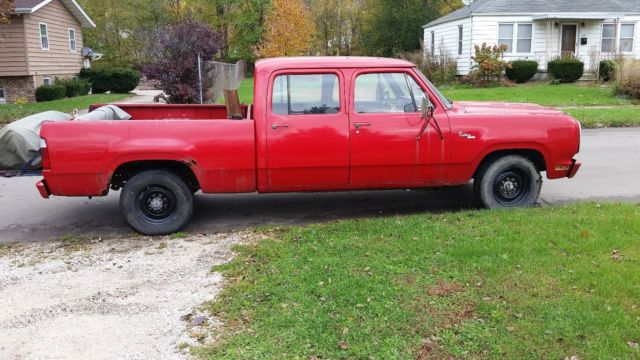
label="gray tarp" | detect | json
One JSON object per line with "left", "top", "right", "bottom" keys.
{"left": 0, "top": 111, "right": 71, "bottom": 170}
{"left": 75, "top": 105, "right": 131, "bottom": 121}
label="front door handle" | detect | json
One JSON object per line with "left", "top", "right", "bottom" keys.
{"left": 271, "top": 123, "right": 289, "bottom": 130}
{"left": 354, "top": 122, "right": 372, "bottom": 129}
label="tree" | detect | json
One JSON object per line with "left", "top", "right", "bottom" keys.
{"left": 142, "top": 15, "right": 224, "bottom": 103}
{"left": 0, "top": 0, "right": 15, "bottom": 24}
{"left": 307, "top": 0, "right": 365, "bottom": 56}
{"left": 258, "top": 0, "right": 315, "bottom": 58}
{"left": 359, "top": 0, "right": 440, "bottom": 57}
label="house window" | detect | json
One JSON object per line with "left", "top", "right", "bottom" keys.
{"left": 69, "top": 28, "right": 77, "bottom": 52}
{"left": 458, "top": 25, "right": 463, "bottom": 55}
{"left": 620, "top": 24, "right": 635, "bottom": 53}
{"left": 431, "top": 31, "right": 435, "bottom": 55}
{"left": 499, "top": 23, "right": 533, "bottom": 53}
{"left": 271, "top": 74, "right": 340, "bottom": 115}
{"left": 43, "top": 77, "right": 51, "bottom": 86}
{"left": 39, "top": 23, "right": 49, "bottom": 50}
{"left": 517, "top": 24, "right": 532, "bottom": 53}
{"left": 602, "top": 24, "right": 615, "bottom": 52}
{"left": 498, "top": 24, "right": 514, "bottom": 52}
{"left": 0, "top": 82, "right": 5, "bottom": 102}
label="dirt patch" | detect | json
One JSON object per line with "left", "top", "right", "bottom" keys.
{"left": 427, "top": 280, "right": 464, "bottom": 297}
{"left": 0, "top": 232, "right": 257, "bottom": 359}
{"left": 415, "top": 338, "right": 453, "bottom": 360}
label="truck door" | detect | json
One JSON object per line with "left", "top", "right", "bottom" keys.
{"left": 266, "top": 71, "right": 350, "bottom": 191}
{"left": 349, "top": 70, "right": 450, "bottom": 187}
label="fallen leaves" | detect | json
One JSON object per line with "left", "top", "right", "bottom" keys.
{"left": 611, "top": 249, "right": 623, "bottom": 261}
{"left": 427, "top": 280, "right": 463, "bottom": 297}
{"left": 629, "top": 341, "right": 639, "bottom": 350}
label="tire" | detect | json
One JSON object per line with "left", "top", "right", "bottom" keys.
{"left": 120, "top": 170, "right": 194, "bottom": 235}
{"left": 474, "top": 155, "right": 542, "bottom": 209}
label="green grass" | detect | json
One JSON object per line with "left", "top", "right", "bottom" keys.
{"left": 566, "top": 106, "right": 640, "bottom": 128}
{"left": 198, "top": 203, "right": 640, "bottom": 359}
{"left": 0, "top": 93, "right": 132, "bottom": 126}
{"left": 440, "top": 83, "right": 635, "bottom": 107}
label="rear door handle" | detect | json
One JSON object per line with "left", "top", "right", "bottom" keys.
{"left": 354, "top": 122, "right": 372, "bottom": 129}
{"left": 271, "top": 123, "right": 289, "bottom": 130}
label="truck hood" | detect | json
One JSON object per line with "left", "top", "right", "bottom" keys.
{"left": 454, "top": 101, "right": 565, "bottom": 116}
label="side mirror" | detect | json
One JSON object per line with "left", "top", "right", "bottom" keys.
{"left": 421, "top": 97, "right": 434, "bottom": 119}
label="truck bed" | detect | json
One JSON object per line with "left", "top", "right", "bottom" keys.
{"left": 40, "top": 104, "right": 257, "bottom": 197}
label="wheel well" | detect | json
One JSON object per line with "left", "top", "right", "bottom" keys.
{"left": 473, "top": 149, "right": 546, "bottom": 179}
{"left": 110, "top": 160, "right": 200, "bottom": 192}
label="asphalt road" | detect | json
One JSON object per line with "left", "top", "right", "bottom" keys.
{"left": 1, "top": 128, "right": 639, "bottom": 242}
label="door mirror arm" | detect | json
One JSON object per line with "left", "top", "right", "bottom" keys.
{"left": 417, "top": 98, "right": 444, "bottom": 140}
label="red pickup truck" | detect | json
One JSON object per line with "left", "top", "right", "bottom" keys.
{"left": 37, "top": 57, "right": 581, "bottom": 235}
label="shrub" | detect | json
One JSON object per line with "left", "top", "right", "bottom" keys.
{"left": 505, "top": 60, "right": 538, "bottom": 83}
{"left": 599, "top": 59, "right": 617, "bottom": 81}
{"left": 90, "top": 67, "right": 140, "bottom": 94}
{"left": 108, "top": 67, "right": 140, "bottom": 93}
{"left": 401, "top": 41, "right": 458, "bottom": 86}
{"left": 469, "top": 43, "right": 511, "bottom": 86}
{"left": 35, "top": 84, "right": 66, "bottom": 102}
{"left": 78, "top": 67, "right": 94, "bottom": 81}
{"left": 547, "top": 58, "right": 584, "bottom": 83}
{"left": 56, "top": 78, "right": 91, "bottom": 97}
{"left": 614, "top": 58, "right": 640, "bottom": 99}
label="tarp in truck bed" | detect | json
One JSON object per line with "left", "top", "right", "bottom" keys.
{"left": 0, "top": 111, "right": 71, "bottom": 170}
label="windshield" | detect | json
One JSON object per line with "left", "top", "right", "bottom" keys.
{"left": 414, "top": 68, "right": 453, "bottom": 110}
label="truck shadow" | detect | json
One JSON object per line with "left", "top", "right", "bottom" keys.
{"left": 187, "top": 184, "right": 479, "bottom": 233}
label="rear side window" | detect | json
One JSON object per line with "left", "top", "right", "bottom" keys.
{"left": 354, "top": 73, "right": 416, "bottom": 114}
{"left": 272, "top": 74, "right": 340, "bottom": 115}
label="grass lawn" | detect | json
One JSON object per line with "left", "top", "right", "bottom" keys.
{"left": 0, "top": 93, "right": 133, "bottom": 126}
{"left": 439, "top": 83, "right": 635, "bottom": 107}
{"left": 198, "top": 203, "right": 640, "bottom": 359}
{"left": 565, "top": 106, "right": 640, "bottom": 128}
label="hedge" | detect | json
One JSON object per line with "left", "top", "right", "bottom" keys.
{"left": 599, "top": 59, "right": 617, "bottom": 81}
{"left": 56, "top": 78, "right": 91, "bottom": 97}
{"left": 84, "top": 67, "right": 140, "bottom": 94}
{"left": 548, "top": 58, "right": 584, "bottom": 83}
{"left": 35, "top": 84, "right": 67, "bottom": 102}
{"left": 505, "top": 60, "right": 538, "bottom": 83}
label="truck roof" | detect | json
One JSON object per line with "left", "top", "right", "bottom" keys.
{"left": 255, "top": 56, "right": 415, "bottom": 73}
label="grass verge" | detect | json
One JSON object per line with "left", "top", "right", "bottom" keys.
{"left": 0, "top": 93, "right": 133, "bottom": 126}
{"left": 197, "top": 203, "right": 640, "bottom": 359}
{"left": 565, "top": 106, "right": 640, "bottom": 129}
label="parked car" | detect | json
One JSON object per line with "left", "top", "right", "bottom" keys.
{"left": 36, "top": 57, "right": 581, "bottom": 235}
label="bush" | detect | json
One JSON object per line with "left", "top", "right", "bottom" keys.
{"left": 469, "top": 43, "right": 511, "bottom": 86}
{"left": 599, "top": 59, "right": 617, "bottom": 81}
{"left": 35, "top": 84, "right": 66, "bottom": 102}
{"left": 56, "top": 78, "right": 91, "bottom": 97}
{"left": 90, "top": 67, "right": 140, "bottom": 94}
{"left": 547, "top": 58, "right": 584, "bottom": 83}
{"left": 401, "top": 42, "right": 458, "bottom": 86}
{"left": 614, "top": 58, "right": 640, "bottom": 99}
{"left": 78, "top": 67, "right": 94, "bottom": 81}
{"left": 505, "top": 60, "right": 538, "bottom": 83}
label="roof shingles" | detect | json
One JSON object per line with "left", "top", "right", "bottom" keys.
{"left": 425, "top": 0, "right": 640, "bottom": 27}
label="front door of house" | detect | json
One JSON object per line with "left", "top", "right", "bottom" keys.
{"left": 561, "top": 24, "right": 577, "bottom": 56}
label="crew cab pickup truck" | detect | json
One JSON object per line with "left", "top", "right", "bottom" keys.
{"left": 37, "top": 57, "right": 581, "bottom": 235}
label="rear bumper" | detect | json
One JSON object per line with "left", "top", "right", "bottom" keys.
{"left": 567, "top": 159, "right": 581, "bottom": 178}
{"left": 36, "top": 180, "right": 50, "bottom": 198}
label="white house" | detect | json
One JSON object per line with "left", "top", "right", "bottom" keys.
{"left": 423, "top": 0, "right": 640, "bottom": 76}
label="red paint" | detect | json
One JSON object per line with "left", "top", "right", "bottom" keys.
{"left": 38, "top": 57, "right": 581, "bottom": 199}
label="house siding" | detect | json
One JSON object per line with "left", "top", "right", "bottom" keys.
{"left": 423, "top": 18, "right": 473, "bottom": 74}
{"left": 425, "top": 13, "right": 640, "bottom": 76}
{"left": 0, "top": 16, "right": 28, "bottom": 76}
{"left": 23, "top": 0, "right": 84, "bottom": 79}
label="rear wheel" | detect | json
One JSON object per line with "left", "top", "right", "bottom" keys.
{"left": 474, "top": 155, "right": 541, "bottom": 209}
{"left": 120, "top": 170, "right": 193, "bottom": 235}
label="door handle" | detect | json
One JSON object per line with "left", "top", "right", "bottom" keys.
{"left": 271, "top": 123, "right": 289, "bottom": 130}
{"left": 458, "top": 131, "right": 476, "bottom": 139}
{"left": 354, "top": 122, "right": 372, "bottom": 129}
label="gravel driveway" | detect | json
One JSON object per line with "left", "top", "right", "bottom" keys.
{"left": 0, "top": 232, "right": 254, "bottom": 360}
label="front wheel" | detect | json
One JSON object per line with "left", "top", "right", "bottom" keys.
{"left": 474, "top": 155, "right": 542, "bottom": 209}
{"left": 120, "top": 170, "right": 194, "bottom": 235}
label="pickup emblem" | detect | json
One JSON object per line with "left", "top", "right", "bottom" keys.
{"left": 458, "top": 131, "right": 476, "bottom": 139}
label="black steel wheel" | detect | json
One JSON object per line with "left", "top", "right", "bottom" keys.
{"left": 474, "top": 155, "right": 541, "bottom": 209}
{"left": 120, "top": 170, "right": 193, "bottom": 235}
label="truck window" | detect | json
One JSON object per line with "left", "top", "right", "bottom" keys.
{"left": 354, "top": 73, "right": 415, "bottom": 114}
{"left": 272, "top": 74, "right": 340, "bottom": 115}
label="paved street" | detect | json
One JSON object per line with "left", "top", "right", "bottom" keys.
{"left": 1, "top": 127, "right": 639, "bottom": 242}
